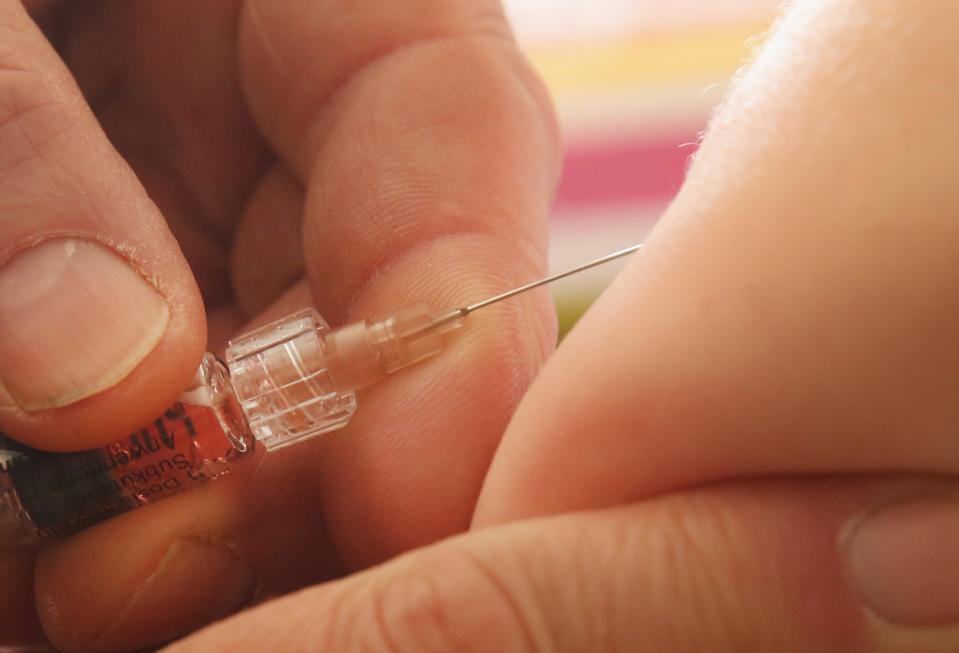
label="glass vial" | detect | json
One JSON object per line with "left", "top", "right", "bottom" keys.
{"left": 0, "top": 356, "right": 251, "bottom": 543}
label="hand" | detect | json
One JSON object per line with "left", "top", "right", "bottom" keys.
{"left": 165, "top": 478, "right": 959, "bottom": 653}
{"left": 172, "top": 1, "right": 959, "bottom": 651}
{"left": 0, "top": 1, "right": 558, "bottom": 650}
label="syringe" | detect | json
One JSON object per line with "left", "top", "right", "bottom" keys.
{"left": 305, "top": 242, "right": 644, "bottom": 395}
{"left": 0, "top": 244, "right": 642, "bottom": 543}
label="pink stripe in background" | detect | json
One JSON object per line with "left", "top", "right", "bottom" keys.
{"left": 553, "top": 133, "right": 699, "bottom": 213}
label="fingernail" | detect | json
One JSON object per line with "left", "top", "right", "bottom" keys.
{"left": 92, "top": 539, "right": 256, "bottom": 651}
{"left": 845, "top": 496, "right": 959, "bottom": 627}
{"left": 0, "top": 238, "right": 169, "bottom": 411}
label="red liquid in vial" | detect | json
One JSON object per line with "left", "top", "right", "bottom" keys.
{"left": 0, "top": 357, "right": 253, "bottom": 542}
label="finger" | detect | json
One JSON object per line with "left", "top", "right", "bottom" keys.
{"left": 61, "top": 1, "right": 272, "bottom": 307}
{"left": 230, "top": 163, "right": 304, "bottom": 319}
{"left": 0, "top": 1, "right": 205, "bottom": 448}
{"left": 239, "top": 0, "right": 559, "bottom": 566}
{"left": 165, "top": 477, "right": 959, "bottom": 653}
{"left": 0, "top": 547, "right": 45, "bottom": 646}
{"left": 32, "top": 450, "right": 341, "bottom": 652}
{"left": 474, "top": 0, "right": 959, "bottom": 525}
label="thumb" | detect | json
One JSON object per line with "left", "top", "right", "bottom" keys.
{"left": 164, "top": 477, "right": 959, "bottom": 653}
{"left": 0, "top": 1, "right": 204, "bottom": 449}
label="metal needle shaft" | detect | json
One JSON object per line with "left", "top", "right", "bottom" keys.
{"left": 463, "top": 242, "right": 643, "bottom": 314}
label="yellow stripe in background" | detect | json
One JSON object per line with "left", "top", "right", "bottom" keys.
{"left": 528, "top": 22, "right": 773, "bottom": 97}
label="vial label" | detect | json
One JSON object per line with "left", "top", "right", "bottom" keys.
{"left": 0, "top": 402, "right": 246, "bottom": 540}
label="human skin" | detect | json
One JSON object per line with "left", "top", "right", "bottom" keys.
{"left": 165, "top": 1, "right": 959, "bottom": 652}
{"left": 0, "top": 0, "right": 557, "bottom": 650}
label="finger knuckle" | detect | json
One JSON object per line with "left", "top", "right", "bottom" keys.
{"left": 364, "top": 546, "right": 538, "bottom": 653}
{"left": 644, "top": 495, "right": 760, "bottom": 650}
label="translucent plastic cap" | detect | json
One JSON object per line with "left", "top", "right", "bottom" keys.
{"left": 226, "top": 309, "right": 357, "bottom": 451}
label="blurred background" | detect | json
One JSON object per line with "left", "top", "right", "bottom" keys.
{"left": 503, "top": 0, "right": 780, "bottom": 334}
